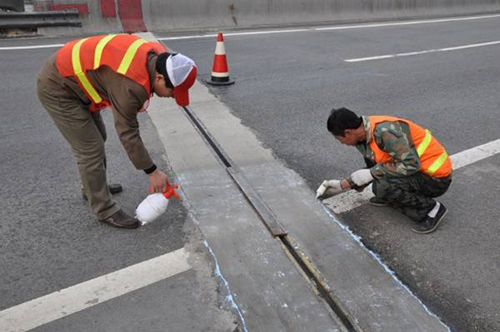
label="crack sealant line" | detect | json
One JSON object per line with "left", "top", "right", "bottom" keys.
{"left": 181, "top": 105, "right": 287, "bottom": 236}
{"left": 279, "top": 235, "right": 356, "bottom": 332}
{"left": 182, "top": 106, "right": 232, "bottom": 168}
{"left": 203, "top": 240, "right": 249, "bottom": 332}
{"left": 320, "top": 205, "right": 452, "bottom": 332}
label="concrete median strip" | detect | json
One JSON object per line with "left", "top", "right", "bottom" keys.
{"left": 147, "top": 83, "right": 343, "bottom": 332}
{"left": 141, "top": 32, "right": 343, "bottom": 331}
{"left": 0, "top": 248, "right": 191, "bottom": 332}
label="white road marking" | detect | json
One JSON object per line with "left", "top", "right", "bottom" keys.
{"left": 315, "top": 13, "right": 500, "bottom": 31}
{"left": 345, "top": 40, "right": 500, "bottom": 62}
{"left": 324, "top": 139, "right": 500, "bottom": 213}
{"left": 159, "top": 13, "right": 500, "bottom": 41}
{"left": 0, "top": 43, "right": 64, "bottom": 51}
{"left": 449, "top": 138, "right": 500, "bottom": 169}
{"left": 2, "top": 13, "right": 500, "bottom": 50}
{"left": 159, "top": 28, "right": 308, "bottom": 41}
{"left": 0, "top": 248, "right": 191, "bottom": 332}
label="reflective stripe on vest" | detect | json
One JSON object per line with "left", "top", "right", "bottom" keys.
{"left": 94, "top": 34, "right": 117, "bottom": 69}
{"left": 416, "top": 129, "right": 449, "bottom": 176}
{"left": 72, "top": 38, "right": 102, "bottom": 104}
{"left": 117, "top": 39, "right": 147, "bottom": 74}
{"left": 71, "top": 36, "right": 148, "bottom": 104}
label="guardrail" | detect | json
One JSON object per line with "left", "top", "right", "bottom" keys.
{"left": 0, "top": 10, "right": 81, "bottom": 29}
{"left": 0, "top": 0, "right": 25, "bottom": 12}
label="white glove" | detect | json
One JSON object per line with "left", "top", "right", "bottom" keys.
{"left": 350, "top": 169, "right": 374, "bottom": 187}
{"left": 316, "top": 180, "right": 343, "bottom": 200}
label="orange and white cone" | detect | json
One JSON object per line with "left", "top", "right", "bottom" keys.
{"left": 207, "top": 32, "right": 235, "bottom": 86}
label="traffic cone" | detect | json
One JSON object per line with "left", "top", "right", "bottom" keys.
{"left": 207, "top": 32, "right": 235, "bottom": 86}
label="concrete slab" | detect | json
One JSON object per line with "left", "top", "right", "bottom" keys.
{"left": 146, "top": 87, "right": 342, "bottom": 331}
{"left": 184, "top": 80, "right": 450, "bottom": 331}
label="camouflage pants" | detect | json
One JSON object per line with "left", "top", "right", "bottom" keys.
{"left": 372, "top": 173, "right": 452, "bottom": 222}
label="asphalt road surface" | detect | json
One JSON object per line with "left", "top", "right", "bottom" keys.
{"left": 158, "top": 14, "right": 500, "bottom": 332}
{"left": 1, "top": 13, "right": 500, "bottom": 332}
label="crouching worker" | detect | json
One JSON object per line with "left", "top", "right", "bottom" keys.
{"left": 317, "top": 107, "right": 452, "bottom": 234}
{"left": 37, "top": 34, "right": 197, "bottom": 229}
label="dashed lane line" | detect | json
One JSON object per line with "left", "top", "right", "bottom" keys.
{"left": 324, "top": 139, "right": 500, "bottom": 213}
{"left": 0, "top": 43, "right": 64, "bottom": 50}
{"left": 345, "top": 40, "right": 500, "bottom": 62}
{"left": 0, "top": 248, "right": 191, "bottom": 332}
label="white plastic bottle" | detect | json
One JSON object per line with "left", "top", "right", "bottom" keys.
{"left": 135, "top": 182, "right": 180, "bottom": 225}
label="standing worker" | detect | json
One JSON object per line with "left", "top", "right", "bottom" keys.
{"left": 317, "top": 107, "right": 452, "bottom": 234}
{"left": 37, "top": 34, "right": 197, "bottom": 229}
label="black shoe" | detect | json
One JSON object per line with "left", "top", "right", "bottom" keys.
{"left": 108, "top": 183, "right": 123, "bottom": 194}
{"left": 99, "top": 209, "right": 140, "bottom": 229}
{"left": 82, "top": 183, "right": 123, "bottom": 200}
{"left": 369, "top": 196, "right": 389, "bottom": 207}
{"left": 412, "top": 204, "right": 447, "bottom": 234}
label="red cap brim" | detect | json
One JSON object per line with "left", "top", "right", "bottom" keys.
{"left": 174, "top": 89, "right": 189, "bottom": 106}
{"left": 174, "top": 67, "right": 197, "bottom": 107}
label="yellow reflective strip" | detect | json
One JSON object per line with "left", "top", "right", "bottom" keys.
{"left": 75, "top": 72, "right": 102, "bottom": 103}
{"left": 117, "top": 39, "right": 147, "bottom": 74}
{"left": 94, "top": 34, "right": 117, "bottom": 69}
{"left": 416, "top": 129, "right": 432, "bottom": 156}
{"left": 426, "top": 152, "right": 448, "bottom": 175}
{"left": 72, "top": 38, "right": 102, "bottom": 103}
{"left": 71, "top": 38, "right": 87, "bottom": 75}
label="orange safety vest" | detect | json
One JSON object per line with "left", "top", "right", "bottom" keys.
{"left": 56, "top": 34, "right": 166, "bottom": 112}
{"left": 369, "top": 116, "right": 452, "bottom": 178}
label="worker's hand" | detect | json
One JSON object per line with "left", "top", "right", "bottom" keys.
{"left": 349, "top": 169, "right": 374, "bottom": 188}
{"left": 316, "top": 179, "right": 343, "bottom": 200}
{"left": 148, "top": 169, "right": 168, "bottom": 193}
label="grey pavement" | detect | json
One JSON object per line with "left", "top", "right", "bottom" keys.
{"left": 159, "top": 14, "right": 500, "bottom": 332}
{"left": 1, "top": 14, "right": 500, "bottom": 332}
{"left": 342, "top": 154, "right": 500, "bottom": 332}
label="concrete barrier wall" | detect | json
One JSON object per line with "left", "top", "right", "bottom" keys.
{"left": 143, "top": 0, "right": 500, "bottom": 32}
{"left": 38, "top": 0, "right": 500, "bottom": 36}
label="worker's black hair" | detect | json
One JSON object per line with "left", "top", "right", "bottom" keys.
{"left": 155, "top": 52, "right": 174, "bottom": 88}
{"left": 327, "top": 107, "right": 362, "bottom": 136}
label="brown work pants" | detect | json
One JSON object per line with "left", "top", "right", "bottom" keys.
{"left": 37, "top": 65, "right": 119, "bottom": 220}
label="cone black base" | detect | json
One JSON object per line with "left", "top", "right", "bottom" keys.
{"left": 206, "top": 77, "right": 235, "bottom": 86}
